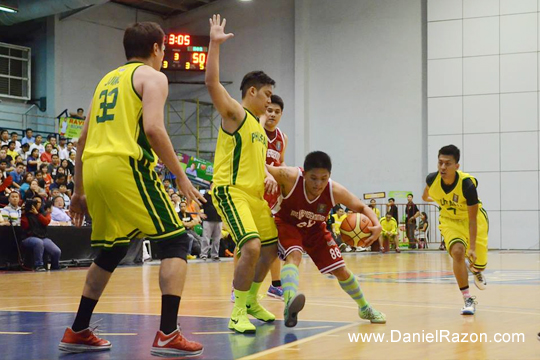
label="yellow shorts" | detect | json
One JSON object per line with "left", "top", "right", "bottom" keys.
{"left": 439, "top": 208, "right": 489, "bottom": 270}
{"left": 83, "top": 155, "right": 185, "bottom": 248}
{"left": 212, "top": 185, "right": 278, "bottom": 251}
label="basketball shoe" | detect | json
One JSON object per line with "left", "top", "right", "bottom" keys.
{"left": 267, "top": 285, "right": 284, "bottom": 300}
{"left": 359, "top": 307, "right": 386, "bottom": 324}
{"left": 229, "top": 307, "right": 256, "bottom": 334}
{"left": 58, "top": 327, "right": 111, "bottom": 353}
{"left": 465, "top": 258, "right": 487, "bottom": 290}
{"left": 246, "top": 301, "right": 275, "bottom": 322}
{"left": 284, "top": 293, "right": 306, "bottom": 328}
{"left": 461, "top": 296, "right": 477, "bottom": 315}
{"left": 151, "top": 328, "right": 203, "bottom": 357}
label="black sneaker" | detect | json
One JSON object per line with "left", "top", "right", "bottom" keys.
{"left": 200, "top": 256, "right": 207, "bottom": 261}
{"left": 212, "top": 257, "right": 221, "bottom": 262}
{"left": 50, "top": 265, "right": 68, "bottom": 271}
{"left": 35, "top": 266, "right": 46, "bottom": 272}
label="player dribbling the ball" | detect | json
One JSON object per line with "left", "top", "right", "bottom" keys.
{"left": 267, "top": 151, "right": 385, "bottom": 327}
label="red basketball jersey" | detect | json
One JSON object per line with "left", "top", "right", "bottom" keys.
{"left": 273, "top": 168, "right": 335, "bottom": 232}
{"left": 264, "top": 127, "right": 286, "bottom": 208}
{"left": 265, "top": 127, "right": 285, "bottom": 167}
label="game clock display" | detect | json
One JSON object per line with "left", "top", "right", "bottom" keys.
{"left": 162, "top": 33, "right": 210, "bottom": 71}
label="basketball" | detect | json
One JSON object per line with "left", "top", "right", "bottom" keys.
{"left": 340, "top": 213, "right": 373, "bottom": 247}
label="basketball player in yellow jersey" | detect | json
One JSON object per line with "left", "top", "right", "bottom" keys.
{"left": 206, "top": 14, "right": 280, "bottom": 334}
{"left": 58, "top": 23, "right": 205, "bottom": 357}
{"left": 422, "top": 145, "right": 488, "bottom": 316}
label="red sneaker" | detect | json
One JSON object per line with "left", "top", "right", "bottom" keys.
{"left": 151, "top": 328, "right": 203, "bottom": 357}
{"left": 58, "top": 327, "right": 111, "bottom": 353}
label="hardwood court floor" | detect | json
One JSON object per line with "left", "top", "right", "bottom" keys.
{"left": 0, "top": 250, "right": 539, "bottom": 359}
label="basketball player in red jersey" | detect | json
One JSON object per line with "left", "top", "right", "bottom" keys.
{"left": 263, "top": 95, "right": 288, "bottom": 300}
{"left": 268, "top": 151, "right": 386, "bottom": 327}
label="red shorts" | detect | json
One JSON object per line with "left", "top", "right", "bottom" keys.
{"left": 276, "top": 220, "right": 345, "bottom": 274}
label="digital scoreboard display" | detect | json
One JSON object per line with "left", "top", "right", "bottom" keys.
{"left": 162, "top": 33, "right": 210, "bottom": 71}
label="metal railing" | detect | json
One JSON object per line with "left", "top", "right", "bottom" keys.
{"left": 0, "top": 108, "right": 57, "bottom": 135}
{"left": 369, "top": 202, "right": 442, "bottom": 246}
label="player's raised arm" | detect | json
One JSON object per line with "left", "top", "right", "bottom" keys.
{"left": 205, "top": 14, "right": 244, "bottom": 131}
{"left": 332, "top": 181, "right": 382, "bottom": 243}
{"left": 139, "top": 69, "right": 204, "bottom": 205}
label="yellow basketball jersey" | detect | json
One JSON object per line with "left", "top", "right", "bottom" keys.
{"left": 428, "top": 170, "right": 483, "bottom": 220}
{"left": 213, "top": 109, "right": 267, "bottom": 195}
{"left": 83, "top": 61, "right": 156, "bottom": 165}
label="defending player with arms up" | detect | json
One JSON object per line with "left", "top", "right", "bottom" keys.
{"left": 58, "top": 22, "right": 205, "bottom": 357}
{"left": 268, "top": 151, "right": 386, "bottom": 327}
{"left": 422, "top": 145, "right": 488, "bottom": 316}
{"left": 205, "top": 15, "right": 280, "bottom": 334}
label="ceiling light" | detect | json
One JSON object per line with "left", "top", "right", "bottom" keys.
{"left": 0, "top": 5, "right": 17, "bottom": 13}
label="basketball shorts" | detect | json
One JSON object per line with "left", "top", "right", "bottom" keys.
{"left": 276, "top": 220, "right": 345, "bottom": 274}
{"left": 439, "top": 208, "right": 489, "bottom": 270}
{"left": 212, "top": 185, "right": 278, "bottom": 251}
{"left": 84, "top": 155, "right": 185, "bottom": 248}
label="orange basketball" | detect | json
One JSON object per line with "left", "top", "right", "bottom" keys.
{"left": 340, "top": 213, "right": 373, "bottom": 247}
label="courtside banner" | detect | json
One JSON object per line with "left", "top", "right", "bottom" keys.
{"left": 59, "top": 117, "right": 84, "bottom": 138}
{"left": 178, "top": 152, "right": 213, "bottom": 187}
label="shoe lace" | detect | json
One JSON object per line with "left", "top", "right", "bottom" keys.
{"left": 88, "top": 318, "right": 104, "bottom": 337}
{"left": 474, "top": 272, "right": 485, "bottom": 282}
{"left": 465, "top": 296, "right": 477, "bottom": 307}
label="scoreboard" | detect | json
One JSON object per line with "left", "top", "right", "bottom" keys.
{"left": 162, "top": 33, "right": 210, "bottom": 71}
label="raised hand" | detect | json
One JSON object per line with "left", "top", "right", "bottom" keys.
{"left": 209, "top": 14, "right": 234, "bottom": 44}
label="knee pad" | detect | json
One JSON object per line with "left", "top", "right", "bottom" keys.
{"left": 94, "top": 246, "right": 129, "bottom": 273}
{"left": 155, "top": 233, "right": 190, "bottom": 261}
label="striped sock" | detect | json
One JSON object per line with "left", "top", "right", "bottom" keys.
{"left": 246, "top": 281, "right": 262, "bottom": 304}
{"left": 281, "top": 264, "right": 299, "bottom": 304}
{"left": 338, "top": 272, "right": 369, "bottom": 311}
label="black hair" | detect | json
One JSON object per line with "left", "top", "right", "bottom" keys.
{"left": 8, "top": 141, "right": 14, "bottom": 146}
{"left": 0, "top": 160, "right": 7, "bottom": 165}
{"left": 123, "top": 22, "right": 165, "bottom": 60}
{"left": 270, "top": 95, "right": 284, "bottom": 110}
{"left": 0, "top": 129, "right": 7, "bottom": 135}
{"left": 25, "top": 128, "right": 32, "bottom": 133}
{"left": 77, "top": 108, "right": 84, "bottom": 112}
{"left": 35, "top": 134, "right": 42, "bottom": 139}
{"left": 407, "top": 193, "right": 413, "bottom": 198}
{"left": 39, "top": 163, "right": 48, "bottom": 170}
{"left": 389, "top": 198, "right": 395, "bottom": 202}
{"left": 10, "top": 132, "right": 17, "bottom": 136}
{"left": 303, "top": 151, "right": 332, "bottom": 173}
{"left": 240, "top": 71, "right": 275, "bottom": 99}
{"left": 438, "top": 144, "right": 460, "bottom": 163}
{"left": 15, "top": 162, "right": 24, "bottom": 167}
{"left": 21, "top": 143, "right": 29, "bottom": 148}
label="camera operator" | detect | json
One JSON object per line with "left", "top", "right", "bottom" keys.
{"left": 21, "top": 196, "right": 62, "bottom": 271}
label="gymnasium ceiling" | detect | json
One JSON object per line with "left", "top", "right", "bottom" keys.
{"left": 110, "top": 0, "right": 220, "bottom": 18}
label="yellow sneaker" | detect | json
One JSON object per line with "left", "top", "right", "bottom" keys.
{"left": 186, "top": 255, "right": 196, "bottom": 260}
{"left": 228, "top": 307, "right": 256, "bottom": 334}
{"left": 246, "top": 301, "right": 275, "bottom": 322}
{"left": 359, "top": 306, "right": 386, "bottom": 324}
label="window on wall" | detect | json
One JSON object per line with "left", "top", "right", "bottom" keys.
{"left": 0, "top": 42, "right": 31, "bottom": 100}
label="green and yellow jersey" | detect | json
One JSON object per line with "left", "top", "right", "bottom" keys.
{"left": 212, "top": 108, "right": 268, "bottom": 196}
{"left": 83, "top": 61, "right": 155, "bottom": 165}
{"left": 427, "top": 170, "right": 485, "bottom": 220}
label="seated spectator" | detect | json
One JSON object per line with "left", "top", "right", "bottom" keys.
{"left": 60, "top": 159, "right": 72, "bottom": 178}
{"left": 10, "top": 132, "right": 21, "bottom": 151}
{"left": 47, "top": 154, "right": 61, "bottom": 178}
{"left": 416, "top": 212, "right": 429, "bottom": 249}
{"left": 167, "top": 187, "right": 175, "bottom": 198}
{"left": 34, "top": 172, "right": 45, "bottom": 189}
{"left": 0, "top": 191, "right": 21, "bottom": 225}
{"left": 40, "top": 143, "right": 54, "bottom": 164}
{"left": 0, "top": 171, "right": 13, "bottom": 205}
{"left": 50, "top": 196, "right": 71, "bottom": 225}
{"left": 58, "top": 136, "right": 68, "bottom": 160}
{"left": 369, "top": 199, "right": 381, "bottom": 219}
{"left": 46, "top": 135, "right": 58, "bottom": 152}
{"left": 49, "top": 174, "right": 67, "bottom": 192}
{"left": 179, "top": 201, "right": 204, "bottom": 259}
{"left": 171, "top": 192, "right": 181, "bottom": 213}
{"left": 7, "top": 141, "right": 19, "bottom": 160}
{"left": 19, "top": 173, "right": 34, "bottom": 199}
{"left": 39, "top": 164, "right": 53, "bottom": 189}
{"left": 27, "top": 148, "right": 40, "bottom": 173}
{"left": 379, "top": 212, "right": 400, "bottom": 253}
{"left": 68, "top": 151, "right": 76, "bottom": 170}
{"left": 21, "top": 128, "right": 35, "bottom": 145}
{"left": 29, "top": 134, "right": 45, "bottom": 155}
{"left": 58, "top": 184, "right": 71, "bottom": 208}
{"left": 0, "top": 149, "right": 13, "bottom": 169}
{"left": 25, "top": 179, "right": 42, "bottom": 199}
{"left": 21, "top": 197, "right": 62, "bottom": 271}
{"left": 0, "top": 159, "right": 10, "bottom": 177}
{"left": 18, "top": 143, "right": 30, "bottom": 164}
{"left": 0, "top": 129, "right": 9, "bottom": 146}
{"left": 66, "top": 141, "right": 75, "bottom": 156}
{"left": 9, "top": 162, "right": 25, "bottom": 189}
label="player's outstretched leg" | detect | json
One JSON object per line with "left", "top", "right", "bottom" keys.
{"left": 281, "top": 252, "right": 305, "bottom": 327}
{"left": 333, "top": 267, "right": 386, "bottom": 324}
{"left": 246, "top": 244, "right": 278, "bottom": 323}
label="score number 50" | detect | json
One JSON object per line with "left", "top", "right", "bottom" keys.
{"left": 186, "top": 52, "right": 206, "bottom": 70}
